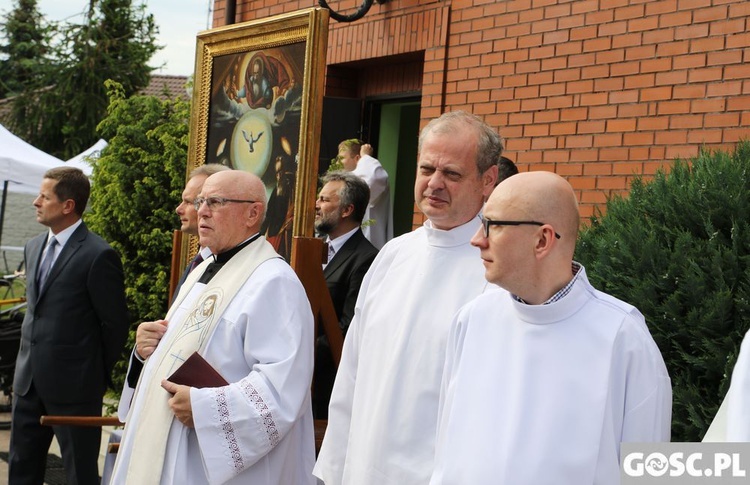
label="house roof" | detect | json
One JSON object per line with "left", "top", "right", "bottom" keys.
{"left": 0, "top": 73, "right": 190, "bottom": 113}
{"left": 139, "top": 74, "right": 190, "bottom": 100}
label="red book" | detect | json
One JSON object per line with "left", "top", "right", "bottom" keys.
{"left": 167, "top": 351, "right": 228, "bottom": 388}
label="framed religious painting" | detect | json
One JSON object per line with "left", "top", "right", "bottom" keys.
{"left": 183, "top": 7, "right": 329, "bottom": 265}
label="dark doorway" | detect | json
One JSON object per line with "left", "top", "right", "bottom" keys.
{"left": 364, "top": 97, "right": 420, "bottom": 237}
{"left": 319, "top": 94, "right": 421, "bottom": 238}
{"left": 318, "top": 97, "right": 362, "bottom": 176}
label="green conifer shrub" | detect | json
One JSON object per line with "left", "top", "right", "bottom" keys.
{"left": 576, "top": 141, "right": 750, "bottom": 442}
{"left": 85, "top": 80, "right": 189, "bottom": 397}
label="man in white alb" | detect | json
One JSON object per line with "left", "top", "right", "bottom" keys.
{"left": 704, "top": 329, "right": 750, "bottom": 441}
{"left": 314, "top": 111, "right": 505, "bottom": 484}
{"left": 430, "top": 171, "right": 672, "bottom": 485}
{"left": 111, "top": 170, "right": 315, "bottom": 485}
{"left": 338, "top": 139, "right": 392, "bottom": 248}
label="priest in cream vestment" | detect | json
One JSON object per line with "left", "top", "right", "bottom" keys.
{"left": 111, "top": 171, "right": 315, "bottom": 485}
{"left": 429, "top": 171, "right": 672, "bottom": 485}
{"left": 315, "top": 111, "right": 505, "bottom": 484}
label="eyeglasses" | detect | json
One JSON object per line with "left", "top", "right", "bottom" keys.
{"left": 193, "top": 196, "right": 258, "bottom": 211}
{"left": 479, "top": 215, "right": 561, "bottom": 239}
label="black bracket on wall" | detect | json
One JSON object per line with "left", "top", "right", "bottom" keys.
{"left": 318, "top": 0, "right": 387, "bottom": 22}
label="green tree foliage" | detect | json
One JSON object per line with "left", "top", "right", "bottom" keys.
{"left": 0, "top": 0, "right": 54, "bottom": 141}
{"left": 85, "top": 80, "right": 188, "bottom": 394}
{"left": 3, "top": 0, "right": 158, "bottom": 159}
{"left": 0, "top": 0, "right": 51, "bottom": 99}
{"left": 576, "top": 141, "right": 750, "bottom": 442}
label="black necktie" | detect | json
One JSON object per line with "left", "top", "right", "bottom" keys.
{"left": 37, "top": 236, "right": 58, "bottom": 290}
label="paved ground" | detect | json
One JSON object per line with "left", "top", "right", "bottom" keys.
{"left": 0, "top": 395, "right": 119, "bottom": 485}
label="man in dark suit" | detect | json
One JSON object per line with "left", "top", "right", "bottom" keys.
{"left": 10, "top": 167, "right": 129, "bottom": 485}
{"left": 313, "top": 171, "right": 378, "bottom": 418}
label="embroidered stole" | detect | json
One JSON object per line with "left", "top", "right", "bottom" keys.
{"left": 115, "top": 237, "right": 279, "bottom": 484}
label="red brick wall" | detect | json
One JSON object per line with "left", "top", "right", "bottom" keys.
{"left": 324, "top": 58, "right": 424, "bottom": 98}
{"left": 220, "top": 0, "right": 750, "bottom": 220}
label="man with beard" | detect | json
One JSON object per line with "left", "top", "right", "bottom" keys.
{"left": 313, "top": 171, "right": 378, "bottom": 418}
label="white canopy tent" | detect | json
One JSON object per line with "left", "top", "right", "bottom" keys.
{"left": 0, "top": 124, "right": 98, "bottom": 251}
{"left": 0, "top": 124, "right": 67, "bottom": 195}
{"left": 66, "top": 138, "right": 107, "bottom": 173}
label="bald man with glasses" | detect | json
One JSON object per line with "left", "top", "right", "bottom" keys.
{"left": 112, "top": 170, "right": 316, "bottom": 485}
{"left": 429, "top": 171, "right": 672, "bottom": 485}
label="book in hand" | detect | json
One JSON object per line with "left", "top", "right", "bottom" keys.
{"left": 167, "top": 351, "right": 229, "bottom": 388}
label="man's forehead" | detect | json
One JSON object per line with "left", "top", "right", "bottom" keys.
{"left": 200, "top": 176, "right": 232, "bottom": 194}
{"left": 486, "top": 187, "right": 523, "bottom": 214}
{"left": 418, "top": 154, "right": 475, "bottom": 174}
{"left": 420, "top": 135, "right": 477, "bottom": 167}
{"left": 323, "top": 179, "right": 344, "bottom": 190}
{"left": 184, "top": 175, "right": 206, "bottom": 194}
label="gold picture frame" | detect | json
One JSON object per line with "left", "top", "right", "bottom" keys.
{"left": 183, "top": 7, "right": 329, "bottom": 264}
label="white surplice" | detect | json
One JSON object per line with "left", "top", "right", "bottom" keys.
{"left": 314, "top": 218, "right": 494, "bottom": 485}
{"left": 112, "top": 259, "right": 315, "bottom": 485}
{"left": 430, "top": 268, "right": 672, "bottom": 485}
{"left": 352, "top": 154, "right": 392, "bottom": 249}
{"left": 704, "top": 329, "right": 750, "bottom": 442}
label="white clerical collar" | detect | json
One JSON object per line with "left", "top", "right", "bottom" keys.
{"left": 48, "top": 218, "right": 83, "bottom": 249}
{"left": 511, "top": 266, "right": 592, "bottom": 325}
{"left": 422, "top": 216, "right": 481, "bottom": 248}
{"left": 198, "top": 246, "right": 213, "bottom": 260}
{"left": 327, "top": 226, "right": 359, "bottom": 254}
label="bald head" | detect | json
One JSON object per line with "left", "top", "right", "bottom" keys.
{"left": 473, "top": 171, "right": 580, "bottom": 303}
{"left": 197, "top": 170, "right": 268, "bottom": 254}
{"left": 490, "top": 171, "right": 578, "bottom": 252}
{"left": 207, "top": 170, "right": 267, "bottom": 207}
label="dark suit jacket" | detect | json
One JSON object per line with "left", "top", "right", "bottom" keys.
{"left": 171, "top": 250, "right": 203, "bottom": 304}
{"left": 15, "top": 222, "right": 129, "bottom": 404}
{"left": 314, "top": 229, "right": 377, "bottom": 417}
{"left": 323, "top": 229, "right": 378, "bottom": 336}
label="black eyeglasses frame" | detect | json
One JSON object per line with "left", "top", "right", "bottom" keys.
{"left": 479, "top": 216, "right": 561, "bottom": 239}
{"left": 193, "top": 197, "right": 258, "bottom": 211}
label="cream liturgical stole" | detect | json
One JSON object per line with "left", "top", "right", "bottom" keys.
{"left": 115, "top": 237, "right": 279, "bottom": 484}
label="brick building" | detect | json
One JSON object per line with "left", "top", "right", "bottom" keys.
{"left": 212, "top": 0, "right": 750, "bottom": 229}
